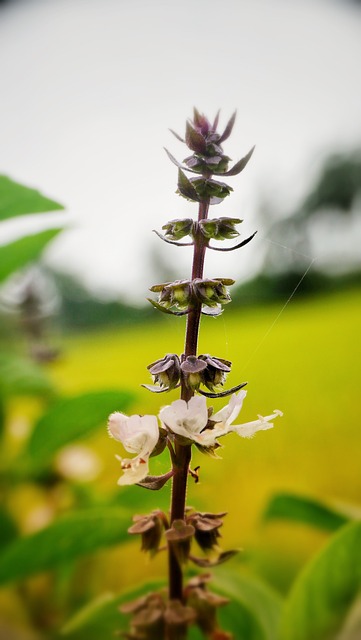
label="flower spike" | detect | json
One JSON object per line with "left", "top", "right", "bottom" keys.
{"left": 107, "top": 110, "right": 283, "bottom": 636}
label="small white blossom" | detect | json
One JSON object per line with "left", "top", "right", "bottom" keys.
{"left": 212, "top": 390, "right": 283, "bottom": 439}
{"left": 108, "top": 413, "right": 159, "bottom": 485}
{"left": 159, "top": 396, "right": 209, "bottom": 444}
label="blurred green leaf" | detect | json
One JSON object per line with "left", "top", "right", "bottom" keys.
{"left": 0, "top": 507, "right": 18, "bottom": 550}
{"left": 0, "top": 507, "right": 130, "bottom": 585}
{"left": 110, "top": 482, "right": 170, "bottom": 513}
{"left": 281, "top": 521, "right": 361, "bottom": 640}
{"left": 263, "top": 492, "right": 353, "bottom": 532}
{"left": 0, "top": 228, "right": 62, "bottom": 283}
{"left": 22, "top": 389, "right": 134, "bottom": 469}
{"left": 0, "top": 175, "right": 64, "bottom": 222}
{"left": 61, "top": 581, "right": 164, "bottom": 638}
{"left": 0, "top": 352, "right": 54, "bottom": 398}
{"left": 213, "top": 568, "right": 283, "bottom": 640}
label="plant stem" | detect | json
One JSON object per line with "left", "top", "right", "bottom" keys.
{"left": 167, "top": 198, "right": 210, "bottom": 619}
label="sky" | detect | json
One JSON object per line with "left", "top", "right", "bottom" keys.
{"left": 0, "top": 0, "right": 360, "bottom": 301}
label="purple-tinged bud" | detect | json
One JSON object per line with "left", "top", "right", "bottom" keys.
{"left": 147, "top": 353, "right": 181, "bottom": 391}
{"left": 165, "top": 519, "right": 195, "bottom": 564}
{"left": 120, "top": 592, "right": 165, "bottom": 640}
{"left": 184, "top": 574, "right": 230, "bottom": 638}
{"left": 198, "top": 355, "right": 232, "bottom": 391}
{"left": 186, "top": 511, "right": 227, "bottom": 552}
{"left": 180, "top": 356, "right": 207, "bottom": 391}
{"left": 128, "top": 511, "right": 165, "bottom": 556}
{"left": 164, "top": 600, "right": 196, "bottom": 629}
{"left": 150, "top": 280, "right": 191, "bottom": 311}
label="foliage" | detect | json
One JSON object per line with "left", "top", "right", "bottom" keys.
{"left": 0, "top": 508, "right": 131, "bottom": 585}
{"left": 0, "top": 175, "right": 64, "bottom": 283}
{"left": 262, "top": 492, "right": 355, "bottom": 533}
{"left": 0, "top": 175, "right": 63, "bottom": 222}
{"left": 22, "top": 389, "right": 133, "bottom": 472}
{"left": 0, "top": 175, "right": 138, "bottom": 636}
{"left": 281, "top": 521, "right": 361, "bottom": 640}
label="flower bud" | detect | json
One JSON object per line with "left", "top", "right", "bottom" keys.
{"left": 198, "top": 355, "right": 232, "bottom": 391}
{"left": 193, "top": 278, "right": 234, "bottom": 307}
{"left": 147, "top": 353, "right": 181, "bottom": 391}
{"left": 164, "top": 600, "right": 196, "bottom": 630}
{"left": 199, "top": 217, "right": 242, "bottom": 241}
{"left": 121, "top": 592, "right": 165, "bottom": 640}
{"left": 184, "top": 574, "right": 230, "bottom": 638}
{"left": 128, "top": 511, "right": 165, "bottom": 556}
{"left": 165, "top": 519, "right": 195, "bottom": 564}
{"left": 190, "top": 177, "right": 233, "bottom": 202}
{"left": 180, "top": 356, "right": 207, "bottom": 391}
{"left": 187, "top": 511, "right": 226, "bottom": 552}
{"left": 184, "top": 154, "right": 230, "bottom": 175}
{"left": 150, "top": 280, "right": 191, "bottom": 311}
{"left": 162, "top": 218, "right": 194, "bottom": 241}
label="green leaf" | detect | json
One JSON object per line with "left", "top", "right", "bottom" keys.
{"left": 0, "top": 352, "right": 54, "bottom": 398}
{"left": 22, "top": 389, "right": 134, "bottom": 470}
{"left": 177, "top": 169, "right": 200, "bottom": 202}
{"left": 0, "top": 507, "right": 18, "bottom": 550}
{"left": 0, "top": 175, "right": 64, "bottom": 222}
{"left": 0, "top": 228, "right": 62, "bottom": 283}
{"left": 222, "top": 146, "right": 255, "bottom": 176}
{"left": 213, "top": 568, "right": 283, "bottom": 640}
{"left": 263, "top": 492, "right": 354, "bottom": 532}
{"left": 281, "top": 521, "right": 361, "bottom": 640}
{"left": 0, "top": 507, "right": 130, "bottom": 585}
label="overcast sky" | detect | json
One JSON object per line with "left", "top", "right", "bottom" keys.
{"left": 1, "top": 0, "right": 360, "bottom": 301}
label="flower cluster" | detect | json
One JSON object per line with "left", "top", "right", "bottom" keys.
{"left": 160, "top": 217, "right": 242, "bottom": 243}
{"left": 149, "top": 278, "right": 234, "bottom": 315}
{"left": 166, "top": 109, "right": 254, "bottom": 206}
{"left": 108, "top": 391, "right": 282, "bottom": 485}
{"left": 144, "top": 353, "right": 232, "bottom": 394}
{"left": 120, "top": 574, "right": 233, "bottom": 640}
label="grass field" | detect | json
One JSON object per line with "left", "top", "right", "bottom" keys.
{"left": 39, "top": 286, "right": 360, "bottom": 593}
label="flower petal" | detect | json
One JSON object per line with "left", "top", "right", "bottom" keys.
{"left": 212, "top": 390, "right": 247, "bottom": 426}
{"left": 108, "top": 413, "right": 159, "bottom": 455}
{"left": 116, "top": 453, "right": 150, "bottom": 486}
{"left": 159, "top": 396, "right": 208, "bottom": 441}
{"left": 230, "top": 410, "right": 283, "bottom": 438}
{"left": 108, "top": 413, "right": 159, "bottom": 485}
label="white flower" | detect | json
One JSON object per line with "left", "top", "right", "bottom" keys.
{"left": 108, "top": 413, "right": 159, "bottom": 485}
{"left": 159, "top": 390, "right": 282, "bottom": 449}
{"left": 159, "top": 396, "right": 209, "bottom": 444}
{"left": 212, "top": 390, "right": 283, "bottom": 439}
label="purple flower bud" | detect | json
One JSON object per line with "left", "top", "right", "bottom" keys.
{"left": 147, "top": 353, "right": 181, "bottom": 390}
{"left": 128, "top": 511, "right": 165, "bottom": 556}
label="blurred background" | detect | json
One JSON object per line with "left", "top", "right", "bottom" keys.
{"left": 0, "top": 0, "right": 360, "bottom": 638}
